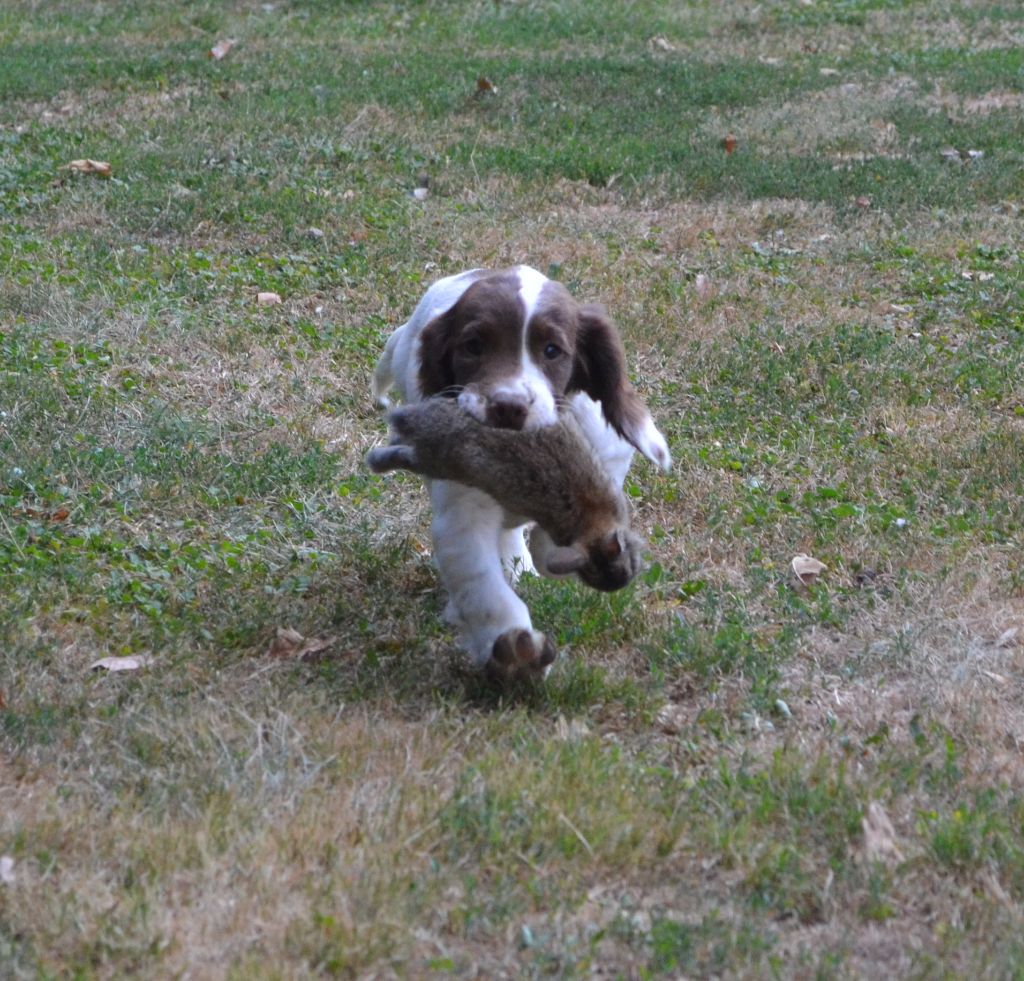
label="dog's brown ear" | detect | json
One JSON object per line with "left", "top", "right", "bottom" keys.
{"left": 416, "top": 308, "right": 458, "bottom": 397}
{"left": 569, "top": 304, "right": 671, "bottom": 469}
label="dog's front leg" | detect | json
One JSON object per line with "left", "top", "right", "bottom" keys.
{"left": 430, "top": 481, "right": 556, "bottom": 683}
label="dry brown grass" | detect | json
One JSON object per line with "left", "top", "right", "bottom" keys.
{"left": 4, "top": 1, "right": 1024, "bottom": 975}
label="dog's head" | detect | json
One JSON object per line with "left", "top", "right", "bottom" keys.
{"left": 416, "top": 266, "right": 670, "bottom": 468}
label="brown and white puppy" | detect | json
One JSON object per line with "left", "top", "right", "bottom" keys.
{"left": 372, "top": 266, "right": 669, "bottom": 681}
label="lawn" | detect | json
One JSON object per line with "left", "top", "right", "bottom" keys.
{"left": 2, "top": 0, "right": 1024, "bottom": 976}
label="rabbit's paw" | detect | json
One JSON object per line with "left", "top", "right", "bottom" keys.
{"left": 365, "top": 444, "right": 416, "bottom": 474}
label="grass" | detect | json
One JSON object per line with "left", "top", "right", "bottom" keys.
{"left": 2, "top": 0, "right": 1024, "bottom": 976}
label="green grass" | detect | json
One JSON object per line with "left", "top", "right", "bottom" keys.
{"left": 3, "top": 0, "right": 1024, "bottom": 976}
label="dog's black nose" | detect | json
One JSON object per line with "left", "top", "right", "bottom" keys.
{"left": 486, "top": 396, "right": 528, "bottom": 430}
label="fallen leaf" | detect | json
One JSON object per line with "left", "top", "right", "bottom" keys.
{"left": 980, "top": 668, "right": 1008, "bottom": 685}
{"left": 722, "top": 134, "right": 738, "bottom": 155}
{"left": 554, "top": 715, "right": 591, "bottom": 741}
{"left": 65, "top": 159, "right": 112, "bottom": 177}
{"left": 791, "top": 553, "right": 827, "bottom": 585}
{"left": 655, "top": 704, "right": 687, "bottom": 735}
{"left": 410, "top": 535, "right": 431, "bottom": 557}
{"left": 268, "top": 626, "right": 304, "bottom": 657}
{"left": 91, "top": 655, "right": 153, "bottom": 673}
{"left": 476, "top": 76, "right": 496, "bottom": 94}
{"left": 267, "top": 626, "right": 334, "bottom": 660}
{"left": 650, "top": 36, "right": 676, "bottom": 52}
{"left": 939, "top": 145, "right": 982, "bottom": 165}
{"left": 209, "top": 38, "right": 238, "bottom": 60}
{"left": 13, "top": 506, "right": 70, "bottom": 522}
{"left": 982, "top": 870, "right": 1011, "bottom": 904}
{"left": 996, "top": 627, "right": 1020, "bottom": 649}
{"left": 855, "top": 195, "right": 872, "bottom": 209}
{"left": 694, "top": 273, "right": 713, "bottom": 300}
{"left": 0, "top": 856, "right": 14, "bottom": 886}
{"left": 819, "top": 67, "right": 840, "bottom": 76}
{"left": 257, "top": 291, "right": 282, "bottom": 305}
{"left": 297, "top": 636, "right": 335, "bottom": 659}
{"left": 861, "top": 800, "right": 903, "bottom": 865}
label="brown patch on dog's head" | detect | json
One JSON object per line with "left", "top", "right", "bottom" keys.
{"left": 417, "top": 271, "right": 526, "bottom": 400}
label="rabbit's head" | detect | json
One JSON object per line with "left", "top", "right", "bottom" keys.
{"left": 546, "top": 528, "right": 643, "bottom": 592}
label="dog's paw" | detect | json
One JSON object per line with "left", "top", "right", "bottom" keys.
{"left": 485, "top": 628, "right": 557, "bottom": 686}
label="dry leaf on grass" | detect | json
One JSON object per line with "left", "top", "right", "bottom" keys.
{"left": 554, "top": 715, "right": 591, "bottom": 741}
{"left": 476, "top": 76, "right": 496, "bottom": 94}
{"left": 410, "top": 535, "right": 431, "bottom": 557}
{"left": 267, "top": 626, "right": 334, "bottom": 660}
{"left": 694, "top": 273, "right": 713, "bottom": 300}
{"left": 209, "top": 38, "right": 238, "bottom": 60}
{"left": 996, "top": 627, "right": 1020, "bottom": 649}
{"left": 655, "top": 704, "right": 688, "bottom": 735}
{"left": 13, "top": 506, "right": 70, "bottom": 522}
{"left": 256, "top": 291, "right": 282, "bottom": 305}
{"left": 979, "top": 669, "right": 1008, "bottom": 686}
{"left": 861, "top": 800, "right": 904, "bottom": 866}
{"left": 791, "top": 553, "right": 827, "bottom": 585}
{"left": 91, "top": 655, "right": 153, "bottom": 673}
{"left": 269, "top": 626, "right": 304, "bottom": 656}
{"left": 64, "top": 159, "right": 112, "bottom": 177}
{"left": 649, "top": 36, "right": 676, "bottom": 52}
{"left": 0, "top": 856, "right": 14, "bottom": 886}
{"left": 940, "top": 146, "right": 984, "bottom": 165}
{"left": 722, "top": 134, "right": 738, "bottom": 155}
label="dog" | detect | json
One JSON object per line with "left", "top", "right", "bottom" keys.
{"left": 372, "top": 265, "right": 670, "bottom": 682}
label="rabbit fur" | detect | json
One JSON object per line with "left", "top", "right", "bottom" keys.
{"left": 366, "top": 398, "right": 644, "bottom": 593}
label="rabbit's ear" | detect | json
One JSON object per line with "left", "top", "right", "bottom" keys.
{"left": 546, "top": 545, "right": 588, "bottom": 575}
{"left": 599, "top": 531, "right": 625, "bottom": 559}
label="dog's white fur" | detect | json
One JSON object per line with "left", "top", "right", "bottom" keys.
{"left": 372, "top": 265, "right": 670, "bottom": 670}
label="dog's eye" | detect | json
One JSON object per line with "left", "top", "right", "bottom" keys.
{"left": 462, "top": 337, "right": 483, "bottom": 357}
{"left": 543, "top": 343, "right": 562, "bottom": 360}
